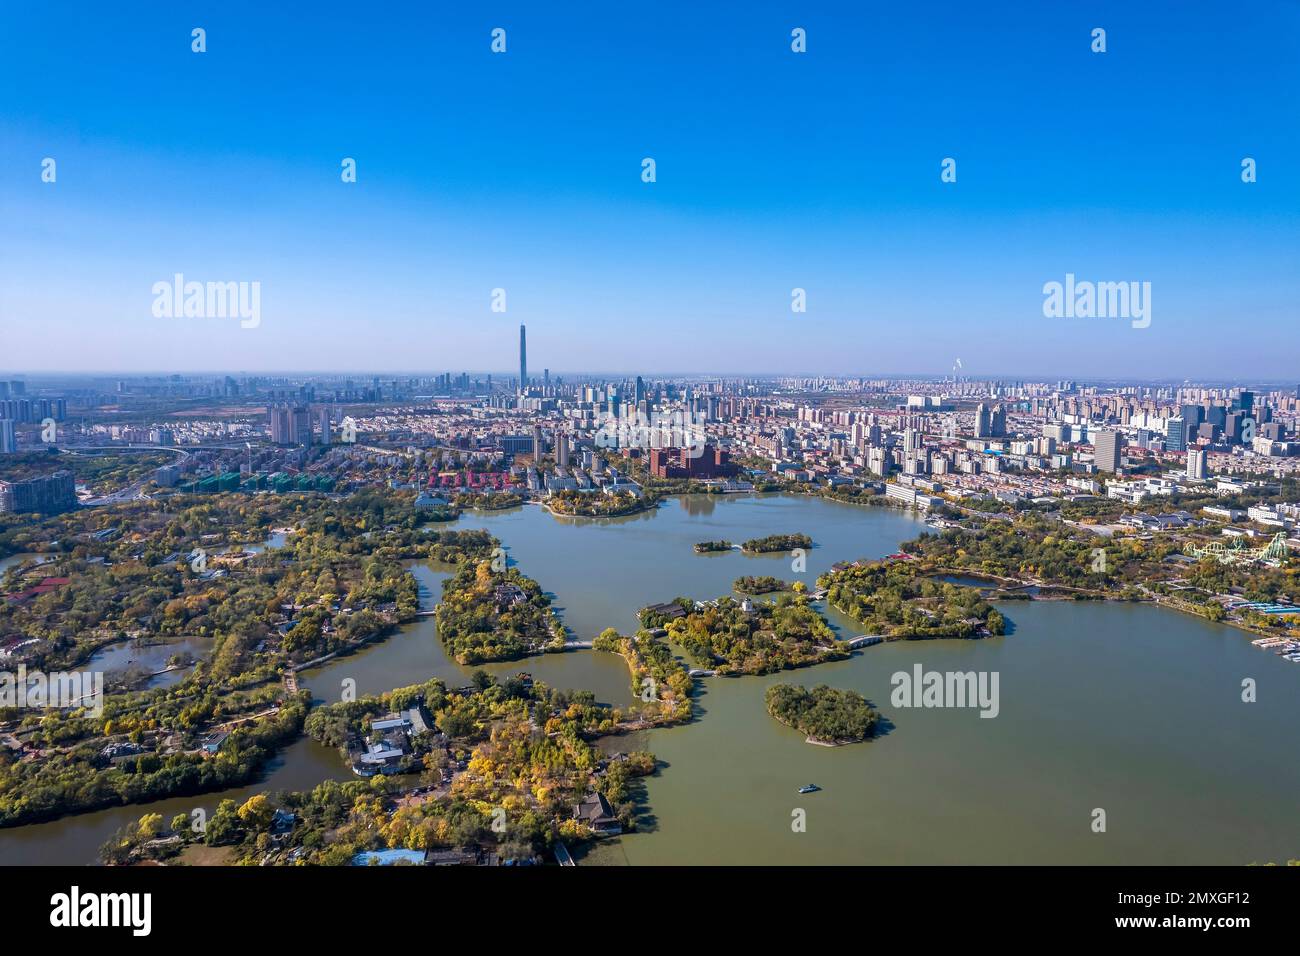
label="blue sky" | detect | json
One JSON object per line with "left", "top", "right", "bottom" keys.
{"left": 1, "top": 1, "right": 1297, "bottom": 379}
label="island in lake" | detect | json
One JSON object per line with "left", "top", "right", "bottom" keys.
{"left": 740, "top": 533, "right": 812, "bottom": 554}
{"left": 693, "top": 540, "right": 733, "bottom": 553}
{"left": 732, "top": 575, "right": 792, "bottom": 595}
{"left": 764, "top": 683, "right": 879, "bottom": 746}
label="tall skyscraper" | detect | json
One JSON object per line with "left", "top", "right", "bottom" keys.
{"left": 519, "top": 324, "right": 527, "bottom": 391}
{"left": 270, "top": 404, "right": 312, "bottom": 446}
{"left": 1093, "top": 429, "right": 1122, "bottom": 473}
{"left": 1225, "top": 410, "right": 1246, "bottom": 444}
{"left": 317, "top": 407, "right": 332, "bottom": 445}
{"left": 0, "top": 419, "right": 16, "bottom": 454}
{"left": 270, "top": 406, "right": 293, "bottom": 445}
{"left": 1187, "top": 448, "right": 1208, "bottom": 480}
{"left": 1165, "top": 417, "right": 1186, "bottom": 452}
{"left": 292, "top": 406, "right": 313, "bottom": 447}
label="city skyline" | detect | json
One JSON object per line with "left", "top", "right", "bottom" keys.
{"left": 2, "top": 2, "right": 1297, "bottom": 377}
{"left": 1, "top": 366, "right": 1298, "bottom": 390}
{"left": 2, "top": 369, "right": 1299, "bottom": 393}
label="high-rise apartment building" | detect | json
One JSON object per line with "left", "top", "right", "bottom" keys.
{"left": 270, "top": 406, "right": 293, "bottom": 445}
{"left": 1093, "top": 429, "right": 1122, "bottom": 473}
{"left": 293, "top": 406, "right": 313, "bottom": 447}
{"left": 1187, "top": 448, "right": 1208, "bottom": 480}
{"left": 0, "top": 419, "right": 16, "bottom": 454}
{"left": 317, "top": 407, "right": 332, "bottom": 445}
{"left": 0, "top": 471, "right": 76, "bottom": 515}
{"left": 975, "top": 403, "right": 1006, "bottom": 439}
{"left": 270, "top": 404, "right": 312, "bottom": 445}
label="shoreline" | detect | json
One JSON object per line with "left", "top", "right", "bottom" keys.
{"left": 6, "top": 487, "right": 1295, "bottom": 862}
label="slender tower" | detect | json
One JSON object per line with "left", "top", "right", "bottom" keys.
{"left": 519, "top": 324, "right": 527, "bottom": 391}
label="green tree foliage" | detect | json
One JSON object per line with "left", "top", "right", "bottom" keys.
{"left": 764, "top": 683, "right": 878, "bottom": 743}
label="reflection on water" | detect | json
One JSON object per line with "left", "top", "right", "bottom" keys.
{"left": 0, "top": 737, "right": 349, "bottom": 866}
{"left": 87, "top": 635, "right": 216, "bottom": 691}
{"left": 677, "top": 494, "right": 720, "bottom": 517}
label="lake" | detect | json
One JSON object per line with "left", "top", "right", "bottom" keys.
{"left": 3, "top": 494, "right": 1298, "bottom": 865}
{"left": 584, "top": 599, "right": 1300, "bottom": 865}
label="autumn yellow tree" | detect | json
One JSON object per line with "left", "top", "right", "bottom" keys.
{"left": 237, "top": 793, "right": 274, "bottom": 830}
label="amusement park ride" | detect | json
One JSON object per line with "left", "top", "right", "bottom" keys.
{"left": 1186, "top": 531, "right": 1293, "bottom": 567}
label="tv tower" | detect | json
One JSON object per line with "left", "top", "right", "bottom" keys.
{"left": 519, "top": 324, "right": 527, "bottom": 392}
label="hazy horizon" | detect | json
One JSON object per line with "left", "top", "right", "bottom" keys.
{"left": 0, "top": 366, "right": 1295, "bottom": 389}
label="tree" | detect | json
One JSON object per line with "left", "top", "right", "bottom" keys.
{"left": 205, "top": 799, "right": 242, "bottom": 845}
{"left": 237, "top": 793, "right": 275, "bottom": 830}
{"left": 137, "top": 812, "right": 165, "bottom": 840}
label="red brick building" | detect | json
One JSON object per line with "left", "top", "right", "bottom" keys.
{"left": 648, "top": 445, "right": 736, "bottom": 479}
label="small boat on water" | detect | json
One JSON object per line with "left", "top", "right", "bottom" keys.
{"left": 797, "top": 784, "right": 821, "bottom": 794}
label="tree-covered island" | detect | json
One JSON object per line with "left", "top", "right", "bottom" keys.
{"left": 764, "top": 683, "right": 879, "bottom": 745}
{"left": 732, "top": 575, "right": 790, "bottom": 594}
{"left": 435, "top": 562, "right": 567, "bottom": 664}
{"left": 820, "top": 561, "right": 1005, "bottom": 640}
{"left": 740, "top": 533, "right": 813, "bottom": 554}
{"left": 693, "top": 540, "right": 733, "bottom": 553}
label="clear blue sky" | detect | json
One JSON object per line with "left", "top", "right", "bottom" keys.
{"left": 1, "top": 1, "right": 1297, "bottom": 379}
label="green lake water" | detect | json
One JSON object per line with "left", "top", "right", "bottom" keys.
{"left": 4, "top": 495, "right": 1298, "bottom": 864}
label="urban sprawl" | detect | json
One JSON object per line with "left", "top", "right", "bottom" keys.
{"left": 3, "top": 325, "right": 1300, "bottom": 866}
